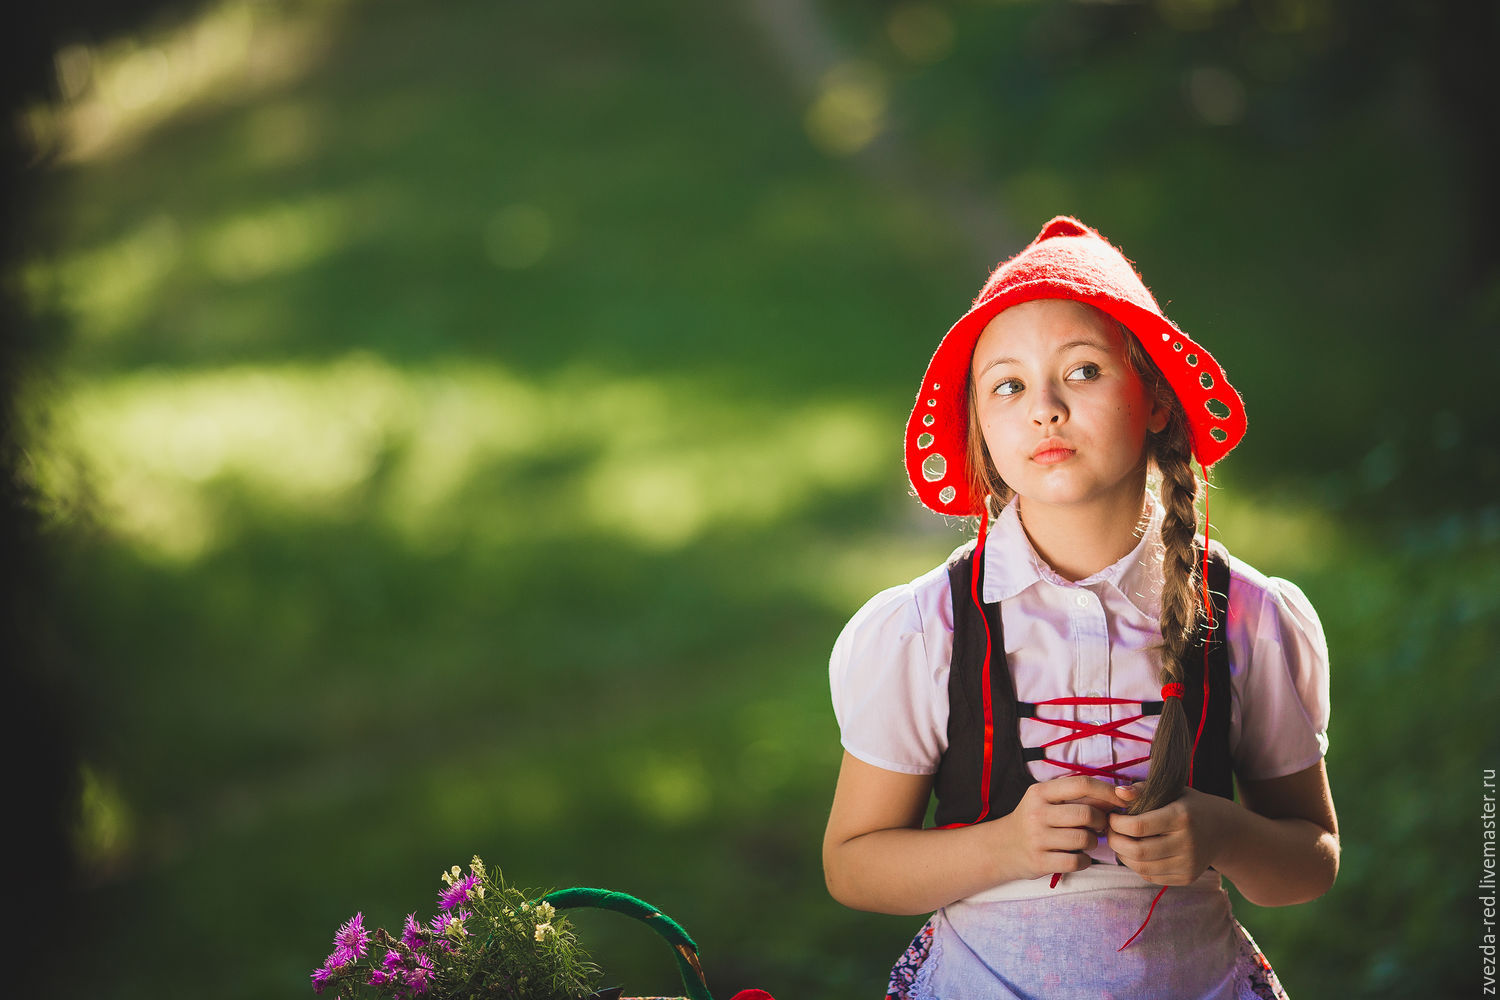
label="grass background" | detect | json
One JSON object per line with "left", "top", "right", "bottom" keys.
{"left": 12, "top": 0, "right": 1499, "bottom": 997}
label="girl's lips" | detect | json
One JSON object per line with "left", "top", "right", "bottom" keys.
{"left": 1031, "top": 442, "right": 1075, "bottom": 465}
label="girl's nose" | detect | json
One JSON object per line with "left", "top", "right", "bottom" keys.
{"left": 1031, "top": 384, "right": 1068, "bottom": 426}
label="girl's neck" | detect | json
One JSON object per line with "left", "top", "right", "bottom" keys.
{"left": 1014, "top": 490, "right": 1151, "bottom": 582}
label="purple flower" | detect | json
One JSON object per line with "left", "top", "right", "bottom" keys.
{"left": 424, "top": 913, "right": 458, "bottom": 954}
{"left": 368, "top": 968, "right": 393, "bottom": 986}
{"left": 404, "top": 952, "right": 435, "bottom": 994}
{"left": 334, "top": 912, "right": 371, "bottom": 961}
{"left": 323, "top": 946, "right": 354, "bottom": 971}
{"left": 310, "top": 966, "right": 335, "bottom": 994}
{"left": 428, "top": 908, "right": 469, "bottom": 953}
{"left": 438, "top": 874, "right": 480, "bottom": 911}
{"left": 401, "top": 912, "right": 424, "bottom": 949}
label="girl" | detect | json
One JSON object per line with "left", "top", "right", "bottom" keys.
{"left": 824, "top": 217, "right": 1338, "bottom": 999}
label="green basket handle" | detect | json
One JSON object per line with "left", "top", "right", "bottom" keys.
{"left": 540, "top": 888, "right": 713, "bottom": 1000}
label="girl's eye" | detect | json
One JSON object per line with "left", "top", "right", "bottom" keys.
{"left": 993, "top": 378, "right": 1023, "bottom": 397}
{"left": 1067, "top": 363, "right": 1101, "bottom": 382}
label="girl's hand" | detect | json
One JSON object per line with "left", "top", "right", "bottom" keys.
{"left": 1002, "top": 776, "right": 1123, "bottom": 881}
{"left": 1106, "top": 784, "right": 1235, "bottom": 886}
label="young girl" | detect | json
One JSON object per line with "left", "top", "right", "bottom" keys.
{"left": 824, "top": 217, "right": 1338, "bottom": 999}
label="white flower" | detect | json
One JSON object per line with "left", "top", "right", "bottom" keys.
{"left": 534, "top": 921, "right": 553, "bottom": 942}
{"left": 536, "top": 901, "right": 555, "bottom": 921}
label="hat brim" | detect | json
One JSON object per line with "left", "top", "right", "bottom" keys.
{"left": 904, "top": 279, "right": 1246, "bottom": 517}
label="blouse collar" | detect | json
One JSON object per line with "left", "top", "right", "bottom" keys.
{"left": 981, "top": 494, "right": 1165, "bottom": 620}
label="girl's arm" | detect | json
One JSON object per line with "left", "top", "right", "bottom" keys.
{"left": 1107, "top": 759, "right": 1339, "bottom": 906}
{"left": 823, "top": 751, "right": 1122, "bottom": 915}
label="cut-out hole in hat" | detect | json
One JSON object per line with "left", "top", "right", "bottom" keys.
{"left": 922, "top": 453, "right": 947, "bottom": 482}
{"left": 1205, "top": 397, "right": 1231, "bottom": 420}
{"left": 923, "top": 413, "right": 935, "bottom": 427}
{"left": 927, "top": 398, "right": 936, "bottom": 407}
{"left": 932, "top": 383, "right": 941, "bottom": 390}
{"left": 1172, "top": 341, "right": 1183, "bottom": 352}
{"left": 1199, "top": 372, "right": 1214, "bottom": 389}
{"left": 917, "top": 432, "right": 934, "bottom": 449}
{"left": 1186, "top": 353, "right": 1198, "bottom": 366}
{"left": 1210, "top": 427, "right": 1228, "bottom": 443}
{"left": 939, "top": 486, "right": 956, "bottom": 504}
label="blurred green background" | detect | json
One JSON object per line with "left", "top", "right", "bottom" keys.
{"left": 10, "top": 0, "right": 1499, "bottom": 997}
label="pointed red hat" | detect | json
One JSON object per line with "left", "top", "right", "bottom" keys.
{"left": 904, "top": 216, "right": 1247, "bottom": 516}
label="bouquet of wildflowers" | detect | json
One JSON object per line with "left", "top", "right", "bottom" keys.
{"left": 310, "top": 856, "right": 600, "bottom": 1000}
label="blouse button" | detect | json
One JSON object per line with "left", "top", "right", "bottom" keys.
{"left": 1075, "top": 593, "right": 1089, "bottom": 607}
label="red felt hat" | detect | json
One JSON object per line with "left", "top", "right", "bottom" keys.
{"left": 904, "top": 216, "right": 1246, "bottom": 517}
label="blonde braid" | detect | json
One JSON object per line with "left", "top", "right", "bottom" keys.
{"left": 1129, "top": 403, "right": 1204, "bottom": 815}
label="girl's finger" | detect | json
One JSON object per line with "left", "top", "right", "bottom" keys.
{"left": 1046, "top": 826, "right": 1097, "bottom": 853}
{"left": 1042, "top": 776, "right": 1121, "bottom": 808}
{"left": 1107, "top": 828, "right": 1174, "bottom": 863}
{"left": 1040, "top": 849, "right": 1093, "bottom": 874}
{"left": 1050, "top": 803, "right": 1107, "bottom": 831}
{"left": 1108, "top": 808, "right": 1165, "bottom": 838}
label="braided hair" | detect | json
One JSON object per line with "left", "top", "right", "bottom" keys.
{"left": 1126, "top": 338, "right": 1201, "bottom": 815}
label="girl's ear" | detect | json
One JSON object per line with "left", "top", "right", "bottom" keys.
{"left": 1147, "top": 394, "right": 1170, "bottom": 435}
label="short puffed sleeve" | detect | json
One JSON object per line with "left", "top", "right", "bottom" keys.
{"left": 829, "top": 564, "right": 955, "bottom": 775}
{"left": 1226, "top": 560, "right": 1331, "bottom": 781}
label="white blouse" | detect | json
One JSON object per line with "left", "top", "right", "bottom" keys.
{"left": 830, "top": 496, "right": 1330, "bottom": 899}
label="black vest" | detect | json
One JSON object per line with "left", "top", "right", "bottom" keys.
{"left": 932, "top": 540, "right": 1234, "bottom": 829}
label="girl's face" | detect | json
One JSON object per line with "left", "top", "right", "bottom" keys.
{"left": 970, "top": 298, "right": 1167, "bottom": 518}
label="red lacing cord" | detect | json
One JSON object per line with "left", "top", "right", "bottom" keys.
{"left": 1029, "top": 697, "right": 1153, "bottom": 780}
{"left": 972, "top": 513, "right": 994, "bottom": 823}
{"left": 1039, "top": 695, "right": 1153, "bottom": 890}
